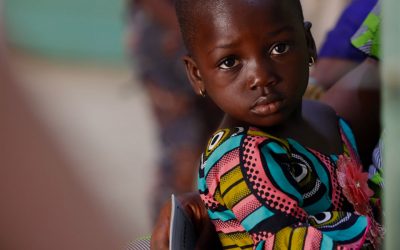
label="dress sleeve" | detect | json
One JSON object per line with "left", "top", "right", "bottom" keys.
{"left": 338, "top": 118, "right": 360, "bottom": 157}
{"left": 198, "top": 129, "right": 256, "bottom": 249}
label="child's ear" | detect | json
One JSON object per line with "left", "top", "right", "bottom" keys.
{"left": 304, "top": 21, "right": 317, "bottom": 62}
{"left": 183, "top": 55, "right": 205, "bottom": 96}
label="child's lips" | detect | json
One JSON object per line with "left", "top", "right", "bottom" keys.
{"left": 250, "top": 95, "right": 283, "bottom": 116}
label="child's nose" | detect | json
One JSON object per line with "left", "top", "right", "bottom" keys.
{"left": 248, "top": 60, "right": 277, "bottom": 90}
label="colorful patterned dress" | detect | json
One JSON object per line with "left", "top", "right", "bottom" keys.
{"left": 198, "top": 118, "right": 371, "bottom": 249}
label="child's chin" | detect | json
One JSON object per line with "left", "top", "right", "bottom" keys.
{"left": 248, "top": 114, "right": 287, "bottom": 128}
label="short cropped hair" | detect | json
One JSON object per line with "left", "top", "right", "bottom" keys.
{"left": 174, "top": 0, "right": 304, "bottom": 53}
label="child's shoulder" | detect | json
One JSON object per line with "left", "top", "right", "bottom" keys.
{"left": 302, "top": 101, "right": 359, "bottom": 156}
{"left": 302, "top": 99, "right": 338, "bottom": 121}
{"left": 302, "top": 99, "right": 355, "bottom": 137}
{"left": 302, "top": 100, "right": 345, "bottom": 154}
{"left": 302, "top": 99, "right": 341, "bottom": 131}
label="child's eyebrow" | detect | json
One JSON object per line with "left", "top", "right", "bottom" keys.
{"left": 207, "top": 41, "right": 240, "bottom": 55}
{"left": 207, "top": 25, "right": 296, "bottom": 55}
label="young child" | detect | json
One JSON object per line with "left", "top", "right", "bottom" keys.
{"left": 173, "top": 0, "right": 378, "bottom": 249}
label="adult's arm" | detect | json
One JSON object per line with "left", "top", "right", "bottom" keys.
{"left": 320, "top": 57, "right": 381, "bottom": 167}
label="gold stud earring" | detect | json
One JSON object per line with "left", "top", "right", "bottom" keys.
{"left": 309, "top": 56, "right": 315, "bottom": 67}
{"left": 199, "top": 89, "right": 206, "bottom": 98}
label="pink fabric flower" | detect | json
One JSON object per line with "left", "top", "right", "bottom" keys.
{"left": 336, "top": 155, "right": 374, "bottom": 215}
{"left": 337, "top": 155, "right": 384, "bottom": 248}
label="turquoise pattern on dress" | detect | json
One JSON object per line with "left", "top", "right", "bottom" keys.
{"left": 198, "top": 118, "right": 371, "bottom": 249}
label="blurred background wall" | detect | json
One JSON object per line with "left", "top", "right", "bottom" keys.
{"left": 2, "top": 0, "right": 157, "bottom": 244}
{"left": 4, "top": 0, "right": 126, "bottom": 62}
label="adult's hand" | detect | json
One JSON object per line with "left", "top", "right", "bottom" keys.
{"left": 150, "top": 192, "right": 221, "bottom": 250}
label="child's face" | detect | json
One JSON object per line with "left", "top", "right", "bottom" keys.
{"left": 184, "top": 0, "right": 316, "bottom": 127}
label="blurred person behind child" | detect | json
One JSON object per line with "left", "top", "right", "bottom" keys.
{"left": 126, "top": 0, "right": 220, "bottom": 219}
{"left": 304, "top": 0, "right": 380, "bottom": 167}
{"left": 308, "top": 0, "right": 378, "bottom": 92}
{"left": 300, "top": 0, "right": 350, "bottom": 50}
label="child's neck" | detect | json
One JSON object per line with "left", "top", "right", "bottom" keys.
{"left": 220, "top": 100, "right": 343, "bottom": 155}
{"left": 220, "top": 105, "right": 303, "bottom": 137}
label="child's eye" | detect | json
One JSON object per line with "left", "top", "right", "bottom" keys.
{"left": 218, "top": 56, "right": 239, "bottom": 69}
{"left": 270, "top": 43, "right": 290, "bottom": 55}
